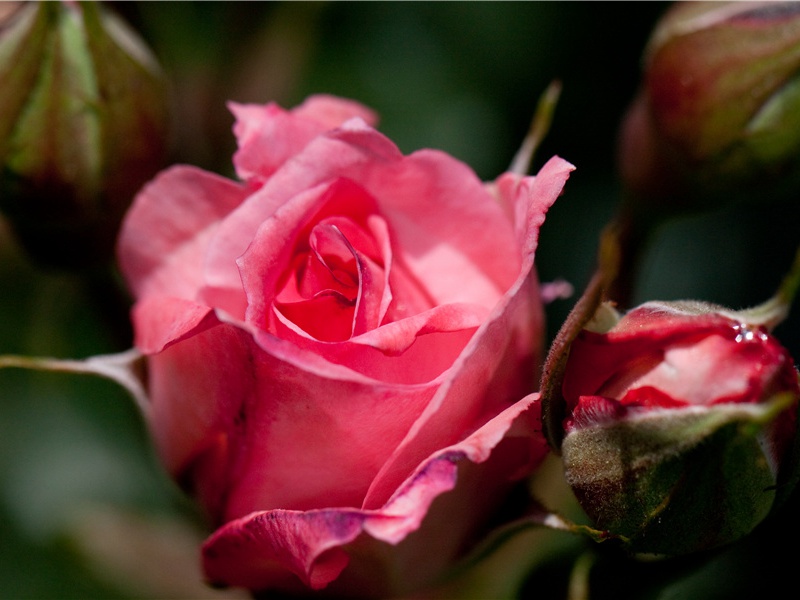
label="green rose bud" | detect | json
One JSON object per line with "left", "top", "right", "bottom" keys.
{"left": 560, "top": 301, "right": 800, "bottom": 556}
{"left": 0, "top": 0, "right": 170, "bottom": 268}
{"left": 617, "top": 1, "right": 800, "bottom": 213}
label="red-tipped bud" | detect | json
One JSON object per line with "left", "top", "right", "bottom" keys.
{"left": 561, "top": 300, "right": 800, "bottom": 556}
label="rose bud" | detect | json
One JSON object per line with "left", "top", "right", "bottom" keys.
{"left": 0, "top": 0, "right": 169, "bottom": 268}
{"left": 617, "top": 1, "right": 800, "bottom": 213}
{"left": 117, "top": 94, "right": 572, "bottom": 596}
{"left": 560, "top": 300, "right": 800, "bottom": 556}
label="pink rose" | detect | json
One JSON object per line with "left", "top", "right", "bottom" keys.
{"left": 560, "top": 301, "right": 800, "bottom": 555}
{"left": 117, "top": 94, "right": 573, "bottom": 596}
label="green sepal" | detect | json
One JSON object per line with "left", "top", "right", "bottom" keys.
{"left": 562, "top": 394, "right": 795, "bottom": 556}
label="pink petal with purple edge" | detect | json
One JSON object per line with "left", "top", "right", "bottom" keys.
{"left": 201, "top": 393, "right": 541, "bottom": 594}
{"left": 362, "top": 272, "right": 541, "bottom": 509}
{"left": 361, "top": 157, "right": 574, "bottom": 508}
{"left": 117, "top": 165, "right": 248, "bottom": 301}
{"left": 202, "top": 508, "right": 366, "bottom": 592}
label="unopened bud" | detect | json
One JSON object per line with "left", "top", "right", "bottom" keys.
{"left": 618, "top": 1, "right": 800, "bottom": 213}
{"left": 560, "top": 300, "right": 800, "bottom": 556}
{"left": 0, "top": 1, "right": 170, "bottom": 268}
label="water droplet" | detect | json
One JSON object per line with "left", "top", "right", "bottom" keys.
{"left": 733, "top": 323, "right": 768, "bottom": 343}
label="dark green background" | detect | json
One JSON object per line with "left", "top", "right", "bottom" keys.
{"left": 2, "top": 2, "right": 800, "bottom": 598}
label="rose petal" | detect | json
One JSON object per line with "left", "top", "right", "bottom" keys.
{"left": 273, "top": 218, "right": 387, "bottom": 341}
{"left": 146, "top": 322, "right": 253, "bottom": 517}
{"left": 570, "top": 395, "right": 629, "bottom": 429}
{"left": 239, "top": 178, "right": 382, "bottom": 334}
{"left": 362, "top": 272, "right": 541, "bottom": 508}
{"left": 275, "top": 292, "right": 356, "bottom": 342}
{"left": 230, "top": 94, "right": 378, "bottom": 183}
{"left": 148, "top": 316, "right": 430, "bottom": 521}
{"left": 368, "top": 148, "right": 520, "bottom": 308}
{"left": 131, "top": 296, "right": 217, "bottom": 355}
{"left": 493, "top": 156, "right": 577, "bottom": 255}
{"left": 265, "top": 303, "right": 486, "bottom": 384}
{"left": 202, "top": 509, "right": 362, "bottom": 592}
{"left": 205, "top": 120, "right": 528, "bottom": 321}
{"left": 117, "top": 165, "right": 249, "bottom": 301}
{"left": 293, "top": 94, "right": 379, "bottom": 130}
{"left": 610, "top": 334, "right": 782, "bottom": 405}
{"left": 362, "top": 157, "right": 574, "bottom": 507}
{"left": 220, "top": 363, "right": 437, "bottom": 519}
{"left": 201, "top": 394, "right": 542, "bottom": 593}
{"left": 563, "top": 305, "right": 764, "bottom": 409}
{"left": 200, "top": 122, "right": 403, "bottom": 318}
{"left": 165, "top": 316, "right": 441, "bottom": 521}
{"left": 601, "top": 301, "right": 735, "bottom": 340}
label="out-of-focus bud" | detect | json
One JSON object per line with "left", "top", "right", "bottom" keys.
{"left": 0, "top": 1, "right": 170, "bottom": 268}
{"left": 618, "top": 1, "right": 800, "bottom": 214}
{"left": 560, "top": 300, "right": 800, "bottom": 556}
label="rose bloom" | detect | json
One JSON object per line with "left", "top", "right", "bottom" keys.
{"left": 560, "top": 301, "right": 800, "bottom": 554}
{"left": 117, "top": 94, "right": 573, "bottom": 596}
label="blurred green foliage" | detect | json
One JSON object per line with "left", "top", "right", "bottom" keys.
{"left": 2, "top": 2, "right": 800, "bottom": 598}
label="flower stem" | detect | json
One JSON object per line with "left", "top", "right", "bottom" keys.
{"left": 0, "top": 348, "right": 150, "bottom": 419}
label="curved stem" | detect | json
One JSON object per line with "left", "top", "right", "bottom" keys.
{"left": 539, "top": 222, "right": 623, "bottom": 451}
{"left": 567, "top": 551, "right": 596, "bottom": 600}
{"left": 509, "top": 80, "right": 563, "bottom": 175}
{"left": 0, "top": 348, "right": 150, "bottom": 420}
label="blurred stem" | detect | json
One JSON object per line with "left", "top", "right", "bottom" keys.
{"left": 733, "top": 242, "right": 800, "bottom": 330}
{"left": 450, "top": 497, "right": 614, "bottom": 579}
{"left": 0, "top": 348, "right": 149, "bottom": 419}
{"left": 603, "top": 207, "right": 659, "bottom": 311}
{"left": 509, "top": 80, "right": 562, "bottom": 175}
{"left": 775, "top": 242, "right": 800, "bottom": 308}
{"left": 567, "top": 551, "right": 595, "bottom": 600}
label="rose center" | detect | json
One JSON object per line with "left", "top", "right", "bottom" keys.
{"left": 274, "top": 218, "right": 386, "bottom": 342}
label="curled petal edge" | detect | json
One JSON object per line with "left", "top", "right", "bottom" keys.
{"left": 201, "top": 393, "right": 540, "bottom": 592}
